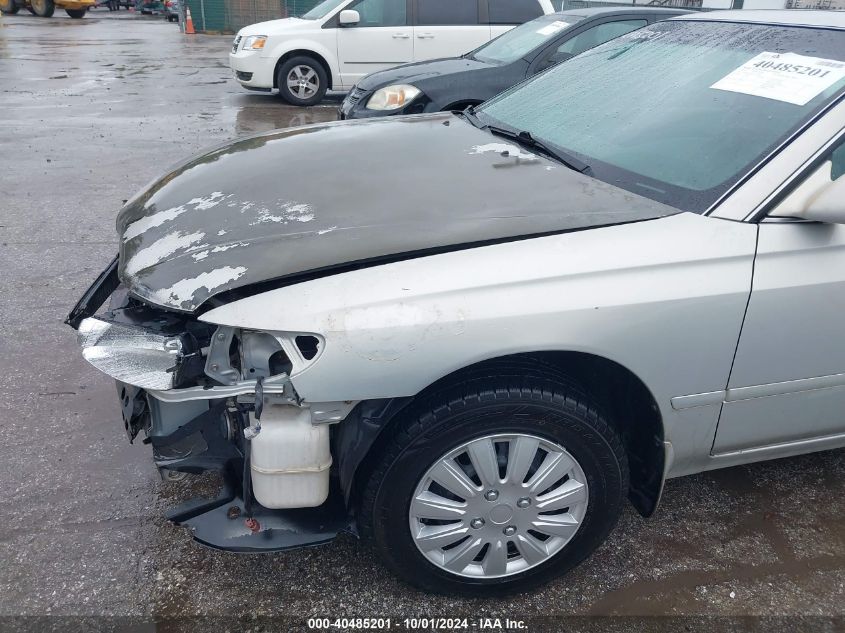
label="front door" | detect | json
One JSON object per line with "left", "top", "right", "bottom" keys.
{"left": 413, "top": 0, "right": 489, "bottom": 62}
{"left": 336, "top": 0, "right": 412, "bottom": 89}
{"left": 713, "top": 138, "right": 845, "bottom": 453}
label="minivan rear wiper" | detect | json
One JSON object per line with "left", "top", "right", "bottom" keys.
{"left": 487, "top": 126, "right": 592, "bottom": 175}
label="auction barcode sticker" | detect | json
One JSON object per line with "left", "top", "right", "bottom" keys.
{"left": 537, "top": 21, "right": 569, "bottom": 36}
{"left": 711, "top": 52, "right": 845, "bottom": 106}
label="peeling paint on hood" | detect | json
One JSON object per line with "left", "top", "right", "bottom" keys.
{"left": 116, "top": 113, "right": 679, "bottom": 312}
{"left": 147, "top": 266, "right": 249, "bottom": 309}
{"left": 469, "top": 143, "right": 541, "bottom": 162}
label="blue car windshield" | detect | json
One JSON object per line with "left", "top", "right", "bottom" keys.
{"left": 473, "top": 14, "right": 585, "bottom": 65}
{"left": 478, "top": 20, "right": 845, "bottom": 213}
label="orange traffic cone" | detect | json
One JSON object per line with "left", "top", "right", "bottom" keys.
{"left": 184, "top": 6, "right": 195, "bottom": 34}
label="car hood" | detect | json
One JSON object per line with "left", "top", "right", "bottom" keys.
{"left": 357, "top": 57, "right": 496, "bottom": 91}
{"left": 116, "top": 113, "right": 678, "bottom": 313}
{"left": 237, "top": 16, "right": 309, "bottom": 36}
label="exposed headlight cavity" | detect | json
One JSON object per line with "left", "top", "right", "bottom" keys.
{"left": 207, "top": 327, "right": 325, "bottom": 385}
{"left": 366, "top": 84, "right": 421, "bottom": 110}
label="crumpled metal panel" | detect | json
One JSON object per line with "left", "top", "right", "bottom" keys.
{"left": 77, "top": 317, "right": 183, "bottom": 390}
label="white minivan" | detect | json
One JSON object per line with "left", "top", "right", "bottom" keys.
{"left": 229, "top": 0, "right": 555, "bottom": 105}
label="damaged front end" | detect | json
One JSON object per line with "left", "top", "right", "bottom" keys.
{"left": 66, "top": 264, "right": 353, "bottom": 553}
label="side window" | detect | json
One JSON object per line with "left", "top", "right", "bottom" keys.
{"left": 555, "top": 19, "right": 646, "bottom": 57}
{"left": 488, "top": 0, "right": 542, "bottom": 25}
{"left": 832, "top": 141, "right": 845, "bottom": 181}
{"left": 416, "top": 0, "right": 478, "bottom": 26}
{"left": 770, "top": 137, "right": 845, "bottom": 219}
{"left": 350, "top": 0, "right": 407, "bottom": 26}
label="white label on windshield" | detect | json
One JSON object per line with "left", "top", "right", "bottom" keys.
{"left": 711, "top": 52, "right": 845, "bottom": 106}
{"left": 536, "top": 21, "right": 569, "bottom": 36}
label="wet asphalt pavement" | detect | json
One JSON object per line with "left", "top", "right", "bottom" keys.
{"left": 1, "top": 10, "right": 844, "bottom": 632}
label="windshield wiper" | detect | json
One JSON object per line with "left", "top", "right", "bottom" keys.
{"left": 487, "top": 126, "right": 591, "bottom": 174}
{"left": 456, "top": 105, "right": 485, "bottom": 128}
{"left": 455, "top": 109, "right": 591, "bottom": 175}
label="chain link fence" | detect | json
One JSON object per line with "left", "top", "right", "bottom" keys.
{"left": 182, "top": 0, "right": 320, "bottom": 33}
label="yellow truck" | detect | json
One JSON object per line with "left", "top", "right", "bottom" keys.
{"left": 0, "top": 0, "right": 97, "bottom": 18}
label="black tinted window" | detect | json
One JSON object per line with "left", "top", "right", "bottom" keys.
{"left": 555, "top": 19, "right": 646, "bottom": 57}
{"left": 417, "top": 0, "right": 478, "bottom": 25}
{"left": 831, "top": 141, "right": 845, "bottom": 181}
{"left": 351, "top": 0, "right": 407, "bottom": 26}
{"left": 488, "top": 0, "right": 541, "bottom": 24}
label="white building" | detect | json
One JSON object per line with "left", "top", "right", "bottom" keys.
{"left": 580, "top": 0, "right": 845, "bottom": 10}
{"left": 701, "top": 0, "right": 844, "bottom": 9}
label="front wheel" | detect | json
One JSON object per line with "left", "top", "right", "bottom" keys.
{"left": 0, "top": 0, "right": 20, "bottom": 14}
{"left": 65, "top": 7, "right": 86, "bottom": 16}
{"left": 276, "top": 56, "right": 327, "bottom": 107}
{"left": 360, "top": 371, "right": 628, "bottom": 596}
{"left": 30, "top": 0, "right": 54, "bottom": 16}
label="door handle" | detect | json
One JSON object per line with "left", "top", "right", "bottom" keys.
{"left": 417, "top": 33, "right": 435, "bottom": 39}
{"left": 392, "top": 33, "right": 410, "bottom": 39}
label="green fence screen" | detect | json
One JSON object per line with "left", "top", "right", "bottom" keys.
{"left": 183, "top": 0, "right": 322, "bottom": 33}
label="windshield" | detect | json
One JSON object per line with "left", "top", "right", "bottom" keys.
{"left": 301, "top": 0, "right": 346, "bottom": 19}
{"left": 477, "top": 20, "right": 845, "bottom": 213}
{"left": 473, "top": 14, "right": 585, "bottom": 65}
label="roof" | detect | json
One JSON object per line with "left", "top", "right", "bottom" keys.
{"left": 672, "top": 9, "right": 845, "bottom": 29}
{"left": 555, "top": 6, "right": 692, "bottom": 17}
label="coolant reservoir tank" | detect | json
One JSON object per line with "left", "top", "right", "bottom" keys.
{"left": 249, "top": 405, "right": 332, "bottom": 509}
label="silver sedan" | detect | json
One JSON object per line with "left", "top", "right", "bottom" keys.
{"left": 69, "top": 9, "right": 845, "bottom": 595}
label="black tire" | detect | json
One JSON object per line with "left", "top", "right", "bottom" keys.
{"left": 0, "top": 0, "right": 19, "bottom": 14}
{"left": 276, "top": 55, "right": 328, "bottom": 107}
{"left": 30, "top": 0, "right": 54, "bottom": 15}
{"left": 65, "top": 7, "right": 85, "bottom": 16}
{"left": 359, "top": 365, "right": 628, "bottom": 596}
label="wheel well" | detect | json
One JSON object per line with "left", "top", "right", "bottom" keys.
{"left": 442, "top": 99, "right": 482, "bottom": 112}
{"left": 346, "top": 351, "right": 665, "bottom": 518}
{"left": 273, "top": 50, "right": 333, "bottom": 90}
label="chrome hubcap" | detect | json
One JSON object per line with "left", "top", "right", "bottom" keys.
{"left": 408, "top": 433, "right": 589, "bottom": 579}
{"left": 286, "top": 65, "right": 319, "bottom": 99}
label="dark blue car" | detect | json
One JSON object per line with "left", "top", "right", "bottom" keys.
{"left": 339, "top": 6, "right": 690, "bottom": 119}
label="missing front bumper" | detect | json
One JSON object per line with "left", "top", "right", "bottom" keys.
{"left": 151, "top": 399, "right": 353, "bottom": 552}
{"left": 166, "top": 473, "right": 354, "bottom": 553}
{"left": 68, "top": 257, "right": 353, "bottom": 552}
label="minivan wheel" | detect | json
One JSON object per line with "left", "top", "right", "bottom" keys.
{"left": 276, "top": 56, "right": 327, "bottom": 107}
{"left": 360, "top": 373, "right": 628, "bottom": 596}
{"left": 0, "top": 0, "right": 20, "bottom": 14}
{"left": 30, "top": 0, "right": 54, "bottom": 16}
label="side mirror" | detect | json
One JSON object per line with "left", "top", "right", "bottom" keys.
{"left": 338, "top": 9, "right": 360, "bottom": 26}
{"left": 772, "top": 160, "right": 845, "bottom": 225}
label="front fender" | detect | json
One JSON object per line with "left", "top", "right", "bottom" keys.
{"left": 200, "top": 213, "right": 757, "bottom": 453}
